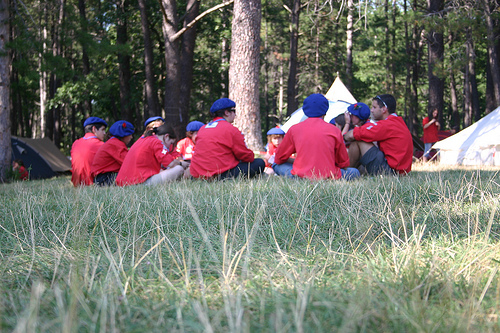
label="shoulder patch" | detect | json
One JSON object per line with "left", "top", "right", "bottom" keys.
{"left": 205, "top": 122, "right": 219, "bottom": 129}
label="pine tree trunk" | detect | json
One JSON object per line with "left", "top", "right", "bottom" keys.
{"left": 483, "top": 0, "right": 500, "bottom": 110}
{"left": 138, "top": 0, "right": 161, "bottom": 119}
{"left": 117, "top": 0, "right": 132, "bottom": 121}
{"left": 230, "top": 0, "right": 264, "bottom": 151}
{"left": 78, "top": 0, "right": 92, "bottom": 117}
{"left": 427, "top": 0, "right": 444, "bottom": 118}
{"left": 0, "top": 0, "right": 11, "bottom": 181}
{"left": 346, "top": 0, "right": 353, "bottom": 89}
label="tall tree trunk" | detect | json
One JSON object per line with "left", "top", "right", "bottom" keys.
{"left": 427, "top": 0, "right": 444, "bottom": 118}
{"left": 464, "top": 30, "right": 480, "bottom": 126}
{"left": 179, "top": 0, "right": 200, "bottom": 134}
{"left": 384, "top": 0, "right": 390, "bottom": 91}
{"left": 162, "top": 0, "right": 182, "bottom": 136}
{"left": 138, "top": 0, "right": 161, "bottom": 119}
{"left": 482, "top": 0, "right": 500, "bottom": 110}
{"left": 230, "top": 0, "right": 264, "bottom": 151}
{"left": 117, "top": 0, "right": 132, "bottom": 121}
{"left": 0, "top": 0, "right": 11, "bottom": 181}
{"left": 448, "top": 33, "right": 459, "bottom": 131}
{"left": 39, "top": 3, "right": 48, "bottom": 138}
{"left": 286, "top": 0, "right": 300, "bottom": 116}
{"left": 78, "top": 0, "right": 92, "bottom": 117}
{"left": 345, "top": 0, "right": 353, "bottom": 89}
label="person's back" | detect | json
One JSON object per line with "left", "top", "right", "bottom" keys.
{"left": 71, "top": 117, "right": 107, "bottom": 186}
{"left": 190, "top": 98, "right": 264, "bottom": 179}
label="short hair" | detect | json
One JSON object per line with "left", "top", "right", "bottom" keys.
{"left": 145, "top": 124, "right": 176, "bottom": 139}
{"left": 143, "top": 119, "right": 165, "bottom": 136}
{"left": 334, "top": 113, "right": 346, "bottom": 127}
{"left": 84, "top": 124, "right": 105, "bottom": 134}
{"left": 373, "top": 94, "right": 396, "bottom": 113}
{"left": 267, "top": 133, "right": 284, "bottom": 143}
{"left": 13, "top": 159, "right": 24, "bottom": 167}
{"left": 213, "top": 109, "right": 230, "bottom": 118}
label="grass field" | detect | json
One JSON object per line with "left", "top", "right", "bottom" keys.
{"left": 1, "top": 164, "right": 499, "bottom": 332}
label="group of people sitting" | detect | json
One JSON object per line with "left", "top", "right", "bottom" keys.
{"left": 70, "top": 93, "right": 413, "bottom": 187}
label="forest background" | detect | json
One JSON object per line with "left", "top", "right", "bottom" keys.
{"left": 1, "top": 0, "right": 500, "bottom": 175}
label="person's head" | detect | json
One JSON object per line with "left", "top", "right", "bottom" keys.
{"left": 347, "top": 102, "right": 371, "bottom": 126}
{"left": 210, "top": 98, "right": 237, "bottom": 123}
{"left": 431, "top": 108, "right": 439, "bottom": 119}
{"left": 143, "top": 116, "right": 165, "bottom": 135}
{"left": 145, "top": 123, "right": 177, "bottom": 147}
{"left": 185, "top": 121, "right": 204, "bottom": 143}
{"left": 331, "top": 113, "right": 346, "bottom": 131}
{"left": 12, "top": 159, "right": 24, "bottom": 169}
{"left": 266, "top": 127, "right": 285, "bottom": 148}
{"left": 83, "top": 117, "right": 108, "bottom": 141}
{"left": 110, "top": 120, "right": 135, "bottom": 146}
{"left": 303, "top": 94, "right": 329, "bottom": 118}
{"left": 371, "top": 94, "right": 396, "bottom": 121}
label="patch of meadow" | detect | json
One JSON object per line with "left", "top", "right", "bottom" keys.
{"left": 0, "top": 165, "right": 499, "bottom": 331}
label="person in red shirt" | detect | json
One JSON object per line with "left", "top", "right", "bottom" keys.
{"left": 273, "top": 94, "right": 360, "bottom": 180}
{"left": 91, "top": 120, "right": 135, "bottom": 186}
{"left": 189, "top": 98, "right": 265, "bottom": 179}
{"left": 344, "top": 94, "right": 413, "bottom": 175}
{"left": 71, "top": 117, "right": 108, "bottom": 186}
{"left": 12, "top": 159, "right": 29, "bottom": 180}
{"left": 422, "top": 108, "right": 440, "bottom": 162}
{"left": 115, "top": 124, "right": 187, "bottom": 186}
{"left": 176, "top": 120, "right": 204, "bottom": 161}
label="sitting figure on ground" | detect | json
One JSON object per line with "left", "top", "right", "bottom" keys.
{"left": 190, "top": 98, "right": 265, "bottom": 180}
{"left": 116, "top": 124, "right": 187, "bottom": 186}
{"left": 273, "top": 93, "right": 360, "bottom": 180}
{"left": 12, "top": 159, "right": 29, "bottom": 180}
{"left": 91, "top": 120, "right": 135, "bottom": 186}
{"left": 343, "top": 94, "right": 413, "bottom": 175}
{"left": 176, "top": 121, "right": 205, "bottom": 161}
{"left": 264, "top": 127, "right": 293, "bottom": 175}
{"left": 71, "top": 117, "right": 108, "bottom": 186}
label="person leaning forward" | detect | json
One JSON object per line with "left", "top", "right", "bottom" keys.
{"left": 189, "top": 98, "right": 265, "bottom": 180}
{"left": 343, "top": 94, "right": 413, "bottom": 175}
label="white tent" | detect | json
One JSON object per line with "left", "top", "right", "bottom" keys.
{"left": 433, "top": 106, "right": 500, "bottom": 166}
{"left": 281, "top": 77, "right": 356, "bottom": 132}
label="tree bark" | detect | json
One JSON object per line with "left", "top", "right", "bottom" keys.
{"left": 179, "top": 0, "right": 200, "bottom": 135}
{"left": 117, "top": 0, "right": 132, "bottom": 121}
{"left": 482, "top": 0, "right": 500, "bottom": 110}
{"left": 138, "top": 0, "right": 161, "bottom": 119}
{"left": 286, "top": 0, "right": 300, "bottom": 116}
{"left": 427, "top": 0, "right": 444, "bottom": 118}
{"left": 230, "top": 0, "right": 264, "bottom": 151}
{"left": 0, "top": 0, "right": 11, "bottom": 181}
{"left": 78, "top": 0, "right": 92, "bottom": 117}
{"left": 162, "top": 0, "right": 182, "bottom": 136}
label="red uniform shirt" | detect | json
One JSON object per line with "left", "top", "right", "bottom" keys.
{"left": 71, "top": 133, "right": 104, "bottom": 186}
{"left": 353, "top": 114, "right": 413, "bottom": 174}
{"left": 190, "top": 117, "right": 254, "bottom": 178}
{"left": 90, "top": 137, "right": 128, "bottom": 177}
{"left": 176, "top": 137, "right": 195, "bottom": 160}
{"left": 115, "top": 136, "right": 176, "bottom": 186}
{"left": 422, "top": 116, "right": 439, "bottom": 143}
{"left": 17, "top": 166, "right": 29, "bottom": 180}
{"left": 274, "top": 118, "right": 349, "bottom": 179}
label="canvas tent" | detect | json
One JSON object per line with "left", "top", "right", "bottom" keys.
{"left": 433, "top": 106, "right": 500, "bottom": 166}
{"left": 11, "top": 136, "right": 72, "bottom": 179}
{"left": 281, "top": 77, "right": 357, "bottom": 132}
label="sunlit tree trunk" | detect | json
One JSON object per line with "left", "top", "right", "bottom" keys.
{"left": 0, "top": 0, "right": 11, "bottom": 181}
{"left": 230, "top": 0, "right": 264, "bottom": 151}
{"left": 345, "top": 0, "right": 353, "bottom": 89}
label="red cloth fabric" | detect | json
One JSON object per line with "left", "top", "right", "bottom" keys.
{"left": 90, "top": 137, "right": 128, "bottom": 178}
{"left": 176, "top": 137, "right": 195, "bottom": 160}
{"left": 274, "top": 118, "right": 349, "bottom": 179}
{"left": 116, "top": 136, "right": 176, "bottom": 186}
{"left": 18, "top": 166, "right": 29, "bottom": 180}
{"left": 71, "top": 133, "right": 104, "bottom": 186}
{"left": 353, "top": 114, "right": 413, "bottom": 174}
{"left": 265, "top": 142, "right": 278, "bottom": 167}
{"left": 422, "top": 116, "right": 439, "bottom": 143}
{"left": 190, "top": 117, "right": 255, "bottom": 178}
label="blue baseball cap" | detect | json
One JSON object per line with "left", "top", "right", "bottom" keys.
{"left": 347, "top": 102, "right": 371, "bottom": 121}
{"left": 109, "top": 120, "right": 135, "bottom": 137}
{"left": 186, "top": 121, "right": 204, "bottom": 132}
{"left": 267, "top": 127, "right": 285, "bottom": 135}
{"left": 144, "top": 116, "right": 165, "bottom": 127}
{"left": 210, "top": 98, "right": 236, "bottom": 114}
{"left": 83, "top": 117, "right": 107, "bottom": 128}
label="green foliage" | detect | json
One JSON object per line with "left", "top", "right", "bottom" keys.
{"left": 1, "top": 167, "right": 500, "bottom": 331}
